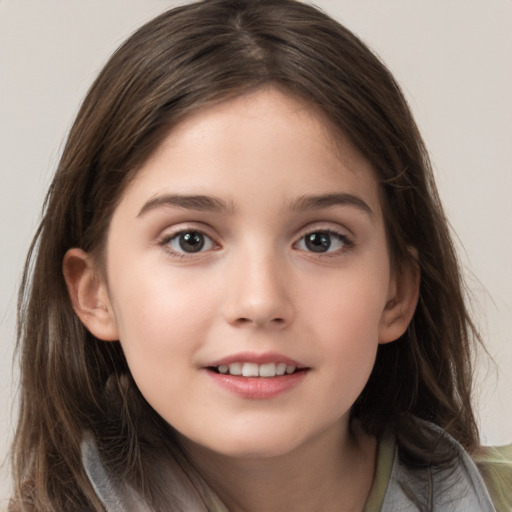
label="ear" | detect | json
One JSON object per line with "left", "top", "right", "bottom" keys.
{"left": 62, "top": 248, "right": 119, "bottom": 341}
{"left": 379, "top": 250, "right": 420, "bottom": 344}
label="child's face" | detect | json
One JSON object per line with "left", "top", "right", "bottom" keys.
{"left": 79, "top": 88, "right": 414, "bottom": 459}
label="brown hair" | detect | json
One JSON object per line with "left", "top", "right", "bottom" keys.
{"left": 11, "top": 0, "right": 481, "bottom": 509}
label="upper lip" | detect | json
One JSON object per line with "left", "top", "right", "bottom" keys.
{"left": 205, "top": 351, "right": 307, "bottom": 369}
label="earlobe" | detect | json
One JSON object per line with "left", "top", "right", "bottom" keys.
{"left": 62, "top": 248, "right": 119, "bottom": 341}
{"left": 379, "top": 253, "right": 420, "bottom": 344}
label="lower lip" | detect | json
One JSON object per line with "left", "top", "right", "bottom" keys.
{"left": 206, "top": 370, "right": 308, "bottom": 399}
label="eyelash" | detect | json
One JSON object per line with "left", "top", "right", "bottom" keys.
{"left": 158, "top": 227, "right": 353, "bottom": 259}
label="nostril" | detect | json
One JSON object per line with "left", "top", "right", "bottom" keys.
{"left": 234, "top": 316, "right": 285, "bottom": 327}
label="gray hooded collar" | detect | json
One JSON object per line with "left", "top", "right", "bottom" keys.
{"left": 82, "top": 421, "right": 496, "bottom": 511}
{"left": 378, "top": 422, "right": 496, "bottom": 511}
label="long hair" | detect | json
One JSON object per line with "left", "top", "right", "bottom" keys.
{"left": 11, "top": 0, "right": 481, "bottom": 509}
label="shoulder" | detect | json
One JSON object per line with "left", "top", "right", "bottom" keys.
{"left": 81, "top": 431, "right": 149, "bottom": 511}
{"left": 472, "top": 444, "right": 512, "bottom": 512}
{"left": 81, "top": 431, "right": 228, "bottom": 512}
{"left": 379, "top": 420, "right": 501, "bottom": 511}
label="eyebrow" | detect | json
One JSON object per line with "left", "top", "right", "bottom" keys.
{"left": 137, "top": 194, "right": 235, "bottom": 218}
{"left": 137, "top": 192, "right": 373, "bottom": 218}
{"left": 289, "top": 193, "right": 374, "bottom": 217}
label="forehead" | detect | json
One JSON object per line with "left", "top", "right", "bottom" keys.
{"left": 118, "top": 87, "right": 381, "bottom": 217}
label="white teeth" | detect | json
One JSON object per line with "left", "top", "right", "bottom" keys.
{"left": 215, "top": 362, "right": 298, "bottom": 377}
{"left": 228, "top": 362, "right": 242, "bottom": 375}
{"left": 276, "top": 363, "right": 287, "bottom": 376}
{"left": 259, "top": 362, "right": 276, "bottom": 377}
{"left": 241, "top": 362, "right": 259, "bottom": 377}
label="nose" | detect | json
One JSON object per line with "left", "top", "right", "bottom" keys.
{"left": 222, "top": 249, "right": 294, "bottom": 329}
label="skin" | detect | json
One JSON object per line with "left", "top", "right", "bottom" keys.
{"left": 65, "top": 88, "right": 419, "bottom": 511}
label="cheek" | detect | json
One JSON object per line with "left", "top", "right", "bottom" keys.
{"left": 108, "top": 278, "right": 219, "bottom": 421}
{"left": 107, "top": 263, "right": 219, "bottom": 371}
{"left": 299, "top": 263, "right": 389, "bottom": 382}
{"left": 303, "top": 264, "right": 390, "bottom": 337}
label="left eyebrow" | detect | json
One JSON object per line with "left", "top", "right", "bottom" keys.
{"left": 137, "top": 194, "right": 236, "bottom": 218}
{"left": 289, "top": 193, "right": 374, "bottom": 217}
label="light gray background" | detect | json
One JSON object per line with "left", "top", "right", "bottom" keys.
{"left": 1, "top": 0, "right": 511, "bottom": 505}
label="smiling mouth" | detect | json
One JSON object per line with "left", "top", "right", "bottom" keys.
{"left": 208, "top": 362, "right": 303, "bottom": 378}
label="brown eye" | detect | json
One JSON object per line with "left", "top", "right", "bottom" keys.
{"left": 304, "top": 232, "right": 331, "bottom": 252}
{"left": 167, "top": 231, "right": 214, "bottom": 253}
{"left": 297, "top": 231, "right": 349, "bottom": 254}
{"left": 179, "top": 232, "right": 205, "bottom": 252}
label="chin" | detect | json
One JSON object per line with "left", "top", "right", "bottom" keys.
{"left": 211, "top": 442, "right": 301, "bottom": 461}
{"left": 228, "top": 436, "right": 300, "bottom": 459}
{"left": 182, "top": 426, "right": 308, "bottom": 461}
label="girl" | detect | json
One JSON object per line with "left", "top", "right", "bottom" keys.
{"left": 10, "top": 0, "right": 511, "bottom": 510}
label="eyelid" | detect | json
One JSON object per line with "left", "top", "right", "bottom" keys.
{"left": 294, "top": 221, "right": 352, "bottom": 241}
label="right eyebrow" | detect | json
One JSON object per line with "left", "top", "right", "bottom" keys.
{"left": 137, "top": 194, "right": 236, "bottom": 218}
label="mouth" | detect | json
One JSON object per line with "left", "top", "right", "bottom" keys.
{"left": 204, "top": 352, "right": 309, "bottom": 398}
{"left": 205, "top": 361, "right": 308, "bottom": 399}
{"left": 208, "top": 362, "right": 303, "bottom": 378}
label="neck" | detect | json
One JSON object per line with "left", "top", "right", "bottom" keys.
{"left": 181, "top": 421, "right": 377, "bottom": 512}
